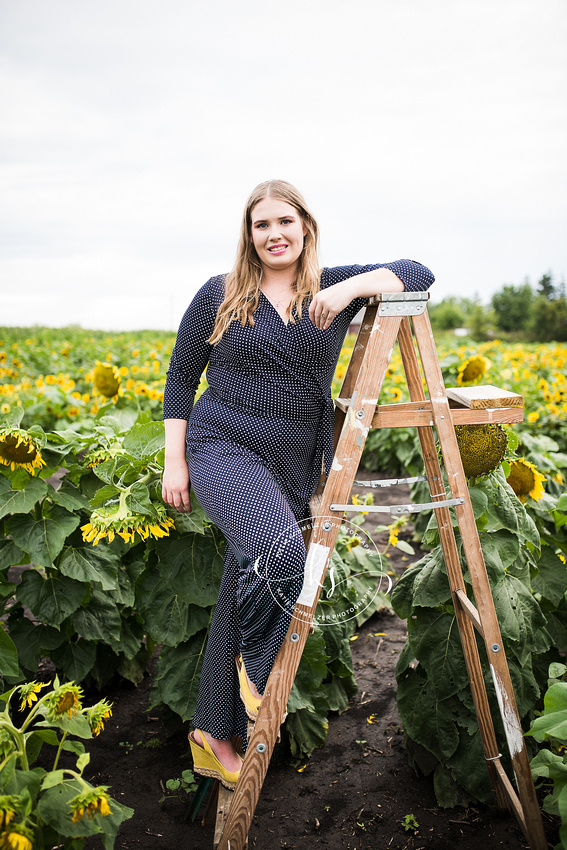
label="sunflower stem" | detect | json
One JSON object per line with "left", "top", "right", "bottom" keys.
{"left": 52, "top": 730, "right": 68, "bottom": 771}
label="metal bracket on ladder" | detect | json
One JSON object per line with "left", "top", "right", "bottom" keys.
{"left": 330, "top": 497, "right": 465, "bottom": 514}
{"left": 214, "top": 292, "right": 547, "bottom": 850}
{"left": 353, "top": 475, "right": 427, "bottom": 487}
{"left": 370, "top": 290, "right": 430, "bottom": 316}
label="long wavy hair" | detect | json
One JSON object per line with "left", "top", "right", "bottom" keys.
{"left": 207, "top": 180, "right": 321, "bottom": 344}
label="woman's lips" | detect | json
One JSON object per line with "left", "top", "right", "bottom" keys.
{"left": 268, "top": 244, "right": 288, "bottom": 254}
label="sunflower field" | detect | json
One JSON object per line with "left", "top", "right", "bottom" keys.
{"left": 1, "top": 325, "right": 567, "bottom": 840}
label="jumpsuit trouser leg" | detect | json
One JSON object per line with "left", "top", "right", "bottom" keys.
{"left": 190, "top": 444, "right": 307, "bottom": 744}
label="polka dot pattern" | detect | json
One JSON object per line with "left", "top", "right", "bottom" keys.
{"left": 164, "top": 261, "right": 434, "bottom": 743}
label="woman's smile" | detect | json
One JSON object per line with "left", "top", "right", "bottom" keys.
{"left": 250, "top": 197, "right": 306, "bottom": 274}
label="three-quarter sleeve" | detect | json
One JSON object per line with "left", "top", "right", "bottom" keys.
{"left": 322, "top": 260, "right": 435, "bottom": 323}
{"left": 162, "top": 275, "right": 224, "bottom": 420}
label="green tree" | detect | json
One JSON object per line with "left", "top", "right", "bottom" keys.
{"left": 429, "top": 298, "right": 466, "bottom": 331}
{"left": 491, "top": 283, "right": 533, "bottom": 333}
{"left": 527, "top": 295, "right": 567, "bottom": 342}
{"left": 537, "top": 272, "right": 555, "bottom": 299}
{"left": 525, "top": 272, "right": 567, "bottom": 341}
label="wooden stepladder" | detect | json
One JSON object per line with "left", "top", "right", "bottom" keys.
{"left": 215, "top": 292, "right": 547, "bottom": 850}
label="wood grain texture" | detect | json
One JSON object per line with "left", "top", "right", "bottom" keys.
{"left": 334, "top": 398, "right": 524, "bottom": 428}
{"left": 446, "top": 385, "right": 524, "bottom": 409}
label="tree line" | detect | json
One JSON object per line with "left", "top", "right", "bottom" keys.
{"left": 429, "top": 272, "right": 567, "bottom": 341}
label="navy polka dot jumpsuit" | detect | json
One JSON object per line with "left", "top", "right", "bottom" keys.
{"left": 163, "top": 262, "right": 434, "bottom": 745}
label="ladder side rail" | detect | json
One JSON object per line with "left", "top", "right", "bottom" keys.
{"left": 410, "top": 310, "right": 547, "bottom": 850}
{"left": 333, "top": 304, "right": 379, "bottom": 453}
{"left": 215, "top": 611, "right": 312, "bottom": 850}
{"left": 397, "top": 318, "right": 508, "bottom": 811}
{"left": 340, "top": 304, "right": 379, "bottom": 400}
{"left": 217, "top": 310, "right": 403, "bottom": 850}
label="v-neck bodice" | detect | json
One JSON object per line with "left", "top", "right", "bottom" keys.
{"left": 258, "top": 290, "right": 290, "bottom": 327}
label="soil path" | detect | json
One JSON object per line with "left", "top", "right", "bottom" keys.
{"left": 80, "top": 476, "right": 557, "bottom": 849}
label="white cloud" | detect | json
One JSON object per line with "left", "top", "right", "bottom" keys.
{"left": 1, "top": 0, "right": 566, "bottom": 328}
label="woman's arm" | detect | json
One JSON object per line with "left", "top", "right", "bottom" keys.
{"left": 161, "top": 276, "right": 224, "bottom": 513}
{"left": 309, "top": 261, "right": 434, "bottom": 330}
{"left": 162, "top": 418, "right": 191, "bottom": 512}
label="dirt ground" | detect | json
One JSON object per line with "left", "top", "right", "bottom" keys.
{"left": 76, "top": 476, "right": 558, "bottom": 850}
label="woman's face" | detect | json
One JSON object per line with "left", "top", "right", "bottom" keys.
{"left": 250, "top": 197, "right": 306, "bottom": 276}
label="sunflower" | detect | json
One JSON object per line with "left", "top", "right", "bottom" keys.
{"left": 90, "top": 361, "right": 121, "bottom": 400}
{"left": 81, "top": 501, "right": 175, "bottom": 545}
{"left": 0, "top": 798, "right": 19, "bottom": 831}
{"left": 388, "top": 526, "right": 399, "bottom": 547}
{"left": 84, "top": 442, "right": 124, "bottom": 468}
{"left": 87, "top": 699, "right": 113, "bottom": 736}
{"left": 454, "top": 423, "right": 507, "bottom": 478}
{"left": 350, "top": 492, "right": 373, "bottom": 516}
{"left": 45, "top": 683, "right": 83, "bottom": 720}
{"left": 506, "top": 458, "right": 546, "bottom": 502}
{"left": 18, "top": 681, "right": 47, "bottom": 711}
{"left": 69, "top": 787, "right": 113, "bottom": 823}
{"left": 457, "top": 355, "right": 490, "bottom": 385}
{"left": 0, "top": 427, "right": 45, "bottom": 475}
{"left": 0, "top": 830, "right": 33, "bottom": 850}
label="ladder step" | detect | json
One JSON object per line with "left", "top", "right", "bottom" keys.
{"left": 334, "top": 398, "right": 524, "bottom": 428}
{"left": 491, "top": 758, "right": 528, "bottom": 835}
{"left": 454, "top": 588, "right": 484, "bottom": 637}
{"left": 330, "top": 497, "right": 464, "bottom": 515}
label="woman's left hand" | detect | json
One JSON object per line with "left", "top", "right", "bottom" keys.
{"left": 309, "top": 281, "right": 353, "bottom": 330}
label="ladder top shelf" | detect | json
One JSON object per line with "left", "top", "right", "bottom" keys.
{"left": 446, "top": 385, "right": 524, "bottom": 409}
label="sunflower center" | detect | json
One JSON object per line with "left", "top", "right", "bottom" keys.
{"left": 55, "top": 691, "right": 78, "bottom": 716}
{"left": 454, "top": 423, "right": 507, "bottom": 478}
{"left": 507, "top": 462, "right": 535, "bottom": 497}
{"left": 0, "top": 433, "right": 38, "bottom": 464}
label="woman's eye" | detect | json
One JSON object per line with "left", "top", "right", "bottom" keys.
{"left": 281, "top": 219, "right": 292, "bottom": 225}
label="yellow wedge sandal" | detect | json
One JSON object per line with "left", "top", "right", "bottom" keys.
{"left": 236, "top": 654, "right": 262, "bottom": 720}
{"left": 188, "top": 730, "right": 242, "bottom": 790}
{"left": 235, "top": 654, "right": 288, "bottom": 726}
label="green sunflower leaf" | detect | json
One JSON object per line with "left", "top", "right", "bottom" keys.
{"left": 0, "top": 625, "right": 20, "bottom": 679}
{"left": 72, "top": 587, "right": 122, "bottom": 644}
{"left": 9, "top": 506, "right": 80, "bottom": 567}
{"left": 122, "top": 421, "right": 165, "bottom": 461}
{"left": 59, "top": 544, "right": 119, "bottom": 591}
{"left": 150, "top": 630, "right": 209, "bottom": 722}
{"left": 16, "top": 569, "right": 85, "bottom": 627}
{"left": 0, "top": 475, "right": 48, "bottom": 519}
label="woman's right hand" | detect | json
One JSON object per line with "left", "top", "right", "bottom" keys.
{"left": 162, "top": 418, "right": 192, "bottom": 513}
{"left": 162, "top": 457, "right": 192, "bottom": 513}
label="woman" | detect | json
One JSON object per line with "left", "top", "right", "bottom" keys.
{"left": 162, "top": 179, "right": 434, "bottom": 788}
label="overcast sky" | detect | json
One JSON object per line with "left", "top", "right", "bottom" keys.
{"left": 1, "top": 0, "right": 566, "bottom": 331}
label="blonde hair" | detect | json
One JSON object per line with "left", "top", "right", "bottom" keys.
{"left": 208, "top": 180, "right": 321, "bottom": 344}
